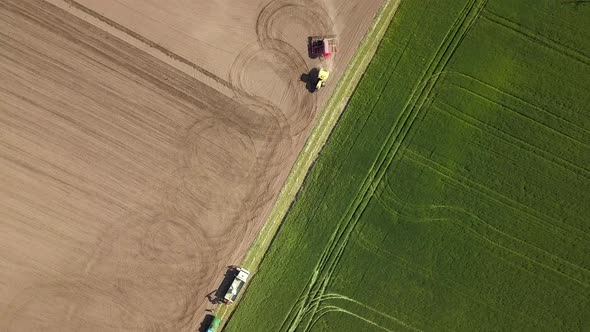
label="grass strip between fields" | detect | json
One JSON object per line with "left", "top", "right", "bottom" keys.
{"left": 216, "top": 0, "right": 402, "bottom": 323}
{"left": 241, "top": 0, "right": 401, "bottom": 271}
{"left": 242, "top": 0, "right": 401, "bottom": 271}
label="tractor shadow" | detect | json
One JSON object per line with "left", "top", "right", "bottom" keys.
{"left": 198, "top": 314, "right": 214, "bottom": 332}
{"left": 207, "top": 265, "right": 238, "bottom": 305}
{"left": 300, "top": 68, "right": 319, "bottom": 93}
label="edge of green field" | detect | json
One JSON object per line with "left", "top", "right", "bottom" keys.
{"left": 214, "top": 0, "right": 400, "bottom": 323}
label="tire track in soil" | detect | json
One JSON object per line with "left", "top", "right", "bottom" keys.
{"left": 256, "top": 0, "right": 333, "bottom": 43}
{"left": 169, "top": 1, "right": 333, "bottom": 328}
{"left": 224, "top": 0, "right": 333, "bottom": 185}
{"left": 220, "top": 0, "right": 336, "bottom": 275}
{"left": 0, "top": 1, "right": 223, "bottom": 330}
{"left": 80, "top": 1, "right": 332, "bottom": 321}
{"left": 159, "top": 1, "right": 330, "bottom": 327}
{"left": 85, "top": 211, "right": 213, "bottom": 329}
{"left": 231, "top": 0, "right": 335, "bottom": 140}
{"left": 58, "top": 0, "right": 235, "bottom": 91}
{"left": 2, "top": 281, "right": 151, "bottom": 331}
{"left": 4, "top": 208, "right": 212, "bottom": 331}
{"left": 1, "top": 0, "right": 332, "bottom": 330}
{"left": 181, "top": 117, "right": 258, "bottom": 213}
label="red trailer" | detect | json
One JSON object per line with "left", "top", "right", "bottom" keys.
{"left": 310, "top": 35, "right": 338, "bottom": 58}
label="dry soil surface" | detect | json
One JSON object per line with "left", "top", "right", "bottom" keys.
{"left": 0, "top": 0, "right": 383, "bottom": 330}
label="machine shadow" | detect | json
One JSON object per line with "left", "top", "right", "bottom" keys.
{"left": 209, "top": 265, "right": 238, "bottom": 304}
{"left": 300, "top": 67, "right": 320, "bottom": 93}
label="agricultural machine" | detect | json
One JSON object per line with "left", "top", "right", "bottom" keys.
{"left": 309, "top": 35, "right": 338, "bottom": 58}
{"left": 223, "top": 267, "right": 250, "bottom": 305}
{"left": 315, "top": 68, "right": 330, "bottom": 91}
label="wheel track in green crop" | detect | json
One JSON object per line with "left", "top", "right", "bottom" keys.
{"left": 436, "top": 99, "right": 590, "bottom": 183}
{"left": 325, "top": 1, "right": 425, "bottom": 180}
{"left": 387, "top": 150, "right": 590, "bottom": 251}
{"left": 360, "top": 187, "right": 590, "bottom": 317}
{"left": 434, "top": 98, "right": 590, "bottom": 181}
{"left": 446, "top": 72, "right": 590, "bottom": 139}
{"left": 373, "top": 182, "right": 590, "bottom": 288}
{"left": 352, "top": 231, "right": 578, "bottom": 326}
{"left": 378, "top": 181, "right": 590, "bottom": 278}
{"left": 308, "top": 305, "right": 399, "bottom": 332}
{"left": 433, "top": 101, "right": 590, "bottom": 237}
{"left": 275, "top": 2, "right": 426, "bottom": 329}
{"left": 413, "top": 70, "right": 590, "bottom": 140}
{"left": 481, "top": 10, "right": 590, "bottom": 67}
{"left": 308, "top": 299, "right": 421, "bottom": 332}
{"left": 444, "top": 83, "right": 590, "bottom": 150}
{"left": 405, "top": 148, "right": 590, "bottom": 243}
{"left": 301, "top": 293, "right": 419, "bottom": 332}
{"left": 279, "top": 1, "right": 489, "bottom": 330}
{"left": 404, "top": 149, "right": 590, "bottom": 243}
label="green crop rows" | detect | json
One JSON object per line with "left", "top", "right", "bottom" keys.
{"left": 226, "top": 0, "right": 590, "bottom": 330}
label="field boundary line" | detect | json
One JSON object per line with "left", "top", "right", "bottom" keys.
{"left": 449, "top": 72, "right": 590, "bottom": 136}
{"left": 218, "top": 0, "right": 402, "bottom": 327}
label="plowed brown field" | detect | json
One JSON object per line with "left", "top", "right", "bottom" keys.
{"left": 0, "top": 0, "right": 383, "bottom": 330}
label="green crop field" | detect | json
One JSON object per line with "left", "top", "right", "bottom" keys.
{"left": 226, "top": 0, "right": 590, "bottom": 331}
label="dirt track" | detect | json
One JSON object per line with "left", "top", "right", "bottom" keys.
{"left": 0, "top": 0, "right": 383, "bottom": 330}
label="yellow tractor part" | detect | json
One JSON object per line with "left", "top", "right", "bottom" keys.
{"left": 316, "top": 68, "right": 330, "bottom": 90}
